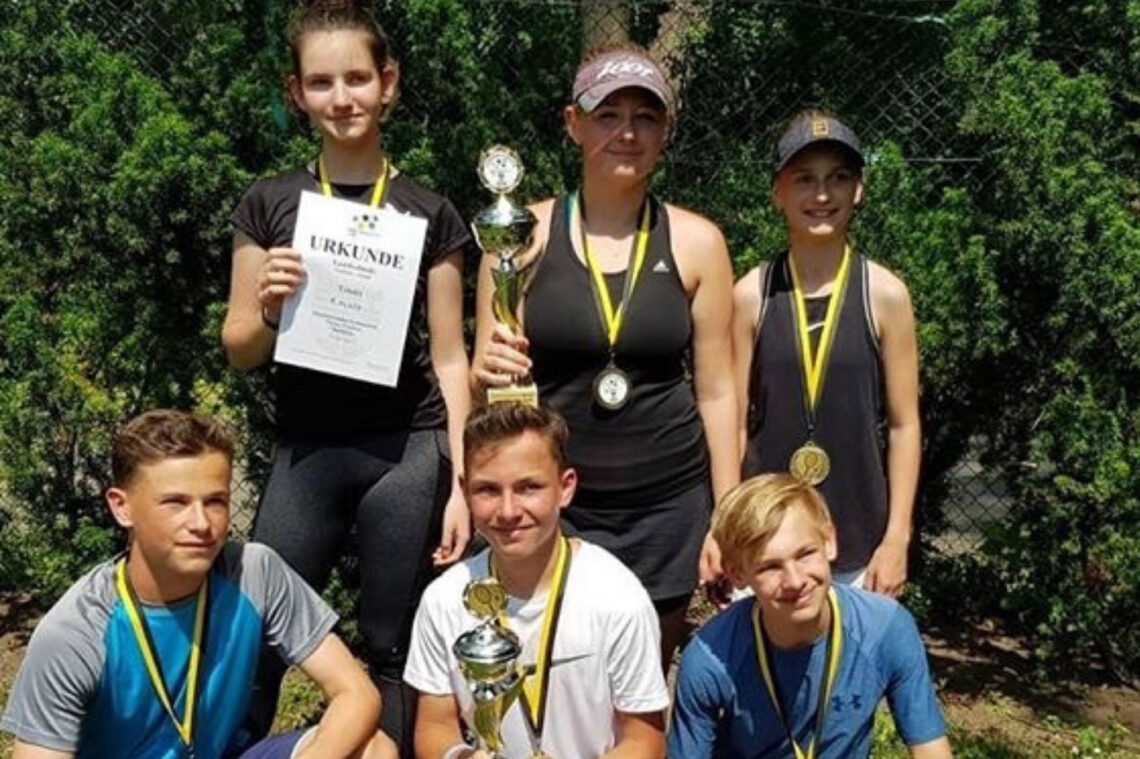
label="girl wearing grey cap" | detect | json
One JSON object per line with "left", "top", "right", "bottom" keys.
{"left": 472, "top": 42, "right": 739, "bottom": 669}
{"left": 733, "top": 109, "right": 921, "bottom": 598}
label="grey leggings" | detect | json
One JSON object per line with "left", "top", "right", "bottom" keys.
{"left": 249, "top": 428, "right": 450, "bottom": 753}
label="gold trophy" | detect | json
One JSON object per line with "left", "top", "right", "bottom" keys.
{"left": 453, "top": 577, "right": 531, "bottom": 758}
{"left": 473, "top": 145, "right": 539, "bottom": 406}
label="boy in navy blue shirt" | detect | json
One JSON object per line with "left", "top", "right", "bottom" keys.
{"left": 668, "top": 473, "right": 952, "bottom": 759}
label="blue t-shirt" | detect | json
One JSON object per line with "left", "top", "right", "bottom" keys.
{"left": 1, "top": 542, "right": 337, "bottom": 758}
{"left": 667, "top": 584, "right": 946, "bottom": 759}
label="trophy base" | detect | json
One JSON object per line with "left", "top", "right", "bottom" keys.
{"left": 486, "top": 383, "right": 539, "bottom": 407}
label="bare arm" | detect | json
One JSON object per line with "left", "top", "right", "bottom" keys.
{"left": 414, "top": 692, "right": 472, "bottom": 759}
{"left": 675, "top": 210, "right": 739, "bottom": 505}
{"left": 731, "top": 266, "right": 763, "bottom": 458}
{"left": 293, "top": 633, "right": 384, "bottom": 759}
{"left": 865, "top": 263, "right": 921, "bottom": 596}
{"left": 599, "top": 710, "right": 666, "bottom": 759}
{"left": 13, "top": 743, "right": 73, "bottom": 759}
{"left": 909, "top": 736, "right": 953, "bottom": 759}
{"left": 670, "top": 208, "right": 739, "bottom": 586}
{"left": 428, "top": 250, "right": 472, "bottom": 565}
{"left": 221, "top": 231, "right": 305, "bottom": 370}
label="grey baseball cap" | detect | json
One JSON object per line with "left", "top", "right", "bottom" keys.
{"left": 775, "top": 113, "right": 864, "bottom": 172}
{"left": 572, "top": 50, "right": 672, "bottom": 113}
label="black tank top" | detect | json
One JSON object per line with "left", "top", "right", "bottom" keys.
{"left": 743, "top": 252, "right": 887, "bottom": 571}
{"left": 524, "top": 195, "right": 708, "bottom": 504}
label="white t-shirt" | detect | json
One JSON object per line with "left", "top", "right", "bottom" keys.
{"left": 404, "top": 540, "right": 670, "bottom": 759}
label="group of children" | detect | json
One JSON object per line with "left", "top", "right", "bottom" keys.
{"left": 3, "top": 404, "right": 950, "bottom": 759}
{"left": 2, "top": 0, "right": 943, "bottom": 757}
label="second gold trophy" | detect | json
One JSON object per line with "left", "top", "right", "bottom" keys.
{"left": 473, "top": 145, "right": 539, "bottom": 406}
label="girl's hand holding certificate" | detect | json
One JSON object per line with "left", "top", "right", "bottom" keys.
{"left": 257, "top": 247, "right": 305, "bottom": 324}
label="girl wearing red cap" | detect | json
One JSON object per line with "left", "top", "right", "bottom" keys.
{"left": 472, "top": 43, "right": 738, "bottom": 667}
{"left": 733, "top": 109, "right": 920, "bottom": 597}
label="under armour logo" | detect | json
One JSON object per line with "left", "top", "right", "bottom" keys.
{"left": 831, "top": 694, "right": 863, "bottom": 712}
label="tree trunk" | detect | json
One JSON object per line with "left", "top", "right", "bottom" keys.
{"left": 581, "top": 0, "right": 631, "bottom": 50}
{"left": 578, "top": 0, "right": 707, "bottom": 113}
{"left": 650, "top": 0, "right": 705, "bottom": 111}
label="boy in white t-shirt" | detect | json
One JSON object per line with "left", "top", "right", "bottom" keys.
{"left": 404, "top": 403, "right": 669, "bottom": 759}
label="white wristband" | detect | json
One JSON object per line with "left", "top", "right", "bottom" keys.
{"left": 440, "top": 742, "right": 475, "bottom": 759}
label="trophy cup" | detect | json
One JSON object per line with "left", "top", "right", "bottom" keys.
{"left": 453, "top": 577, "right": 530, "bottom": 758}
{"left": 473, "top": 145, "right": 539, "bottom": 407}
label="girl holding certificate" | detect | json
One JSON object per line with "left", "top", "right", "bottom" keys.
{"left": 222, "top": 1, "right": 471, "bottom": 752}
{"left": 732, "top": 110, "right": 921, "bottom": 597}
{"left": 472, "top": 43, "right": 739, "bottom": 668}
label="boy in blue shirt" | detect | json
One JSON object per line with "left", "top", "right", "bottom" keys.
{"left": 668, "top": 473, "right": 952, "bottom": 759}
{"left": 2, "top": 409, "right": 396, "bottom": 759}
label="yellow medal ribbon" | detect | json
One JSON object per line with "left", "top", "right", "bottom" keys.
{"left": 787, "top": 244, "right": 852, "bottom": 414}
{"left": 576, "top": 193, "right": 653, "bottom": 347}
{"left": 490, "top": 535, "right": 572, "bottom": 737}
{"left": 115, "top": 558, "right": 208, "bottom": 756}
{"left": 317, "top": 155, "right": 389, "bottom": 208}
{"left": 751, "top": 588, "right": 843, "bottom": 759}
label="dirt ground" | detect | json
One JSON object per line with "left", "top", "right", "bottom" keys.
{"left": 1, "top": 595, "right": 40, "bottom": 757}
{"left": 922, "top": 618, "right": 1140, "bottom": 754}
{"left": 2, "top": 594, "right": 1139, "bottom": 757}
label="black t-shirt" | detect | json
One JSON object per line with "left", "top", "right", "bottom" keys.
{"left": 231, "top": 165, "right": 471, "bottom": 439}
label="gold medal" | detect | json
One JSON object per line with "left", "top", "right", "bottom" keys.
{"left": 463, "top": 577, "right": 508, "bottom": 621}
{"left": 789, "top": 441, "right": 830, "bottom": 486}
{"left": 785, "top": 245, "right": 851, "bottom": 490}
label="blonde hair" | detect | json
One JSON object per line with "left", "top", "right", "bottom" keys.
{"left": 712, "top": 473, "right": 832, "bottom": 573}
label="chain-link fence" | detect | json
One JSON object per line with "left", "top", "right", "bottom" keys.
{"left": 8, "top": 0, "right": 1137, "bottom": 619}
{"left": 55, "top": 0, "right": 1009, "bottom": 557}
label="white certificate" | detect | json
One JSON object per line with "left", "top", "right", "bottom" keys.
{"left": 274, "top": 190, "right": 427, "bottom": 387}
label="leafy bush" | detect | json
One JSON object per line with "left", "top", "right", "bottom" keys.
{"left": 0, "top": 5, "right": 247, "bottom": 594}
{"left": 944, "top": 0, "right": 1140, "bottom": 676}
{"left": 2, "top": 0, "right": 1140, "bottom": 684}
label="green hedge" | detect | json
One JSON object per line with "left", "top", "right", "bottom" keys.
{"left": 1, "top": 0, "right": 1138, "bottom": 677}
